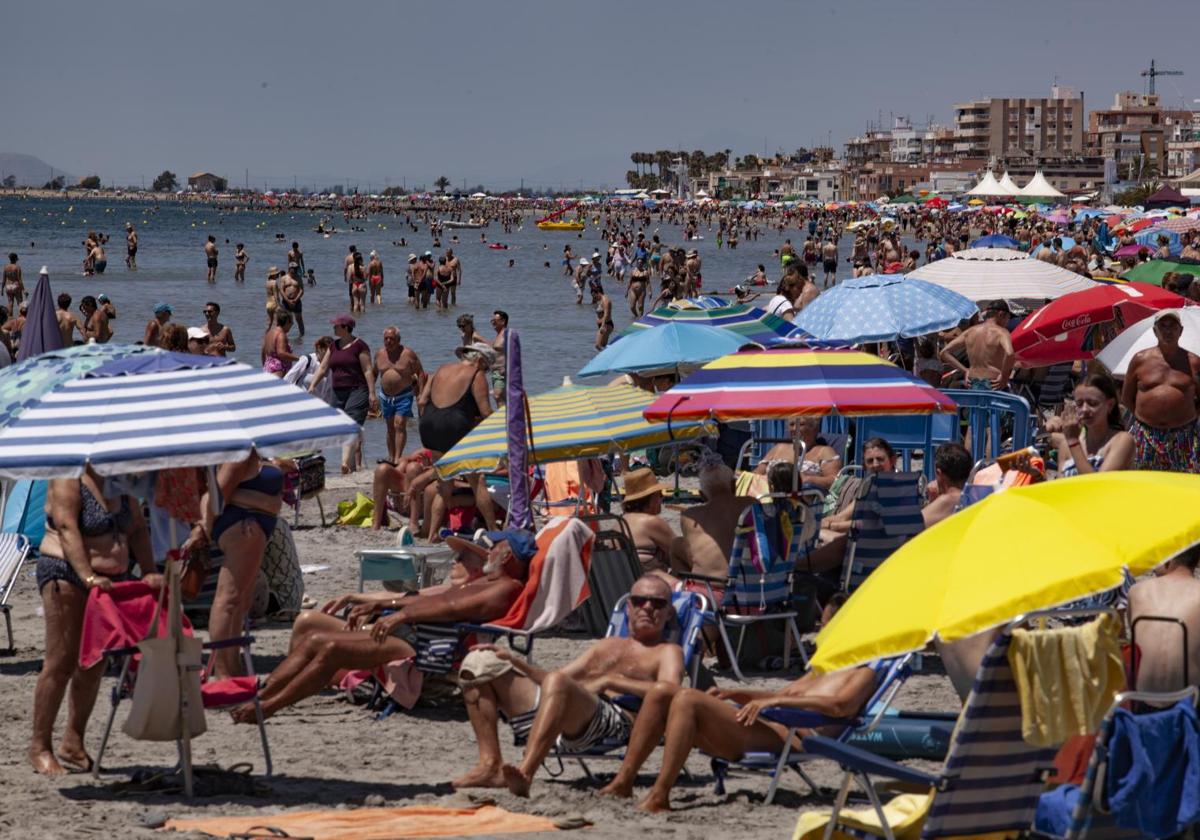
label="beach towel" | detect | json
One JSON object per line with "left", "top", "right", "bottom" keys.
{"left": 335, "top": 493, "right": 374, "bottom": 527}
{"left": 489, "top": 516, "right": 594, "bottom": 633}
{"left": 725, "top": 499, "right": 801, "bottom": 615}
{"left": 78, "top": 581, "right": 193, "bottom": 669}
{"left": 1105, "top": 699, "right": 1200, "bottom": 837}
{"left": 164, "top": 804, "right": 562, "bottom": 839}
{"left": 1008, "top": 614, "right": 1125, "bottom": 747}
{"left": 793, "top": 792, "right": 931, "bottom": 840}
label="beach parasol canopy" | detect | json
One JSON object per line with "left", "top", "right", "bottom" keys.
{"left": 17, "top": 269, "right": 63, "bottom": 363}
{"left": 1095, "top": 307, "right": 1200, "bottom": 376}
{"left": 578, "top": 322, "right": 755, "bottom": 378}
{"left": 794, "top": 275, "right": 977, "bottom": 344}
{"left": 1157, "top": 217, "right": 1200, "bottom": 233}
{"left": 906, "top": 248, "right": 1098, "bottom": 301}
{"left": 971, "top": 233, "right": 1021, "bottom": 249}
{"left": 434, "top": 381, "right": 715, "bottom": 479}
{"left": 642, "top": 348, "right": 957, "bottom": 423}
{"left": 666, "top": 295, "right": 730, "bottom": 311}
{"left": 1119, "top": 258, "right": 1200, "bottom": 287}
{"left": 810, "top": 472, "right": 1200, "bottom": 673}
{"left": 504, "top": 330, "right": 532, "bottom": 531}
{"left": 0, "top": 348, "right": 361, "bottom": 478}
{"left": 1011, "top": 283, "right": 1187, "bottom": 365}
{"left": 616, "top": 303, "right": 808, "bottom": 347}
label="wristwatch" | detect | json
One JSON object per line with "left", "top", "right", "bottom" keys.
{"left": 84, "top": 574, "right": 98, "bottom": 588}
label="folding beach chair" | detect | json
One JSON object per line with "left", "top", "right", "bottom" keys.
{"left": 90, "top": 581, "right": 273, "bottom": 778}
{"left": 573, "top": 513, "right": 642, "bottom": 637}
{"left": 800, "top": 629, "right": 1058, "bottom": 840}
{"left": 678, "top": 495, "right": 815, "bottom": 680}
{"left": 842, "top": 472, "right": 925, "bottom": 592}
{"left": 1035, "top": 687, "right": 1200, "bottom": 840}
{"left": 0, "top": 533, "right": 31, "bottom": 654}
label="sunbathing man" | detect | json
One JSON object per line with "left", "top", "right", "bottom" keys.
{"left": 1127, "top": 546, "right": 1200, "bottom": 693}
{"left": 597, "top": 608, "right": 883, "bottom": 811}
{"left": 451, "top": 575, "right": 683, "bottom": 794}
{"left": 231, "top": 530, "right": 536, "bottom": 722}
{"left": 670, "top": 454, "right": 753, "bottom": 583}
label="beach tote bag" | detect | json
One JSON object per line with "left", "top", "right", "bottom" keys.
{"left": 122, "top": 566, "right": 207, "bottom": 741}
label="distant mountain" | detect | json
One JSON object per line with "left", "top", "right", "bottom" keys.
{"left": 0, "top": 153, "right": 76, "bottom": 187}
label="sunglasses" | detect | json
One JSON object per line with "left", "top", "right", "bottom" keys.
{"left": 629, "top": 595, "right": 670, "bottom": 611}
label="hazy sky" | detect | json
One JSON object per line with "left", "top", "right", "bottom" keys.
{"left": 6, "top": 0, "right": 1198, "bottom": 191}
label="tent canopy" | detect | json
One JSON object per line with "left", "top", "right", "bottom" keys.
{"left": 966, "top": 171, "right": 1006, "bottom": 197}
{"left": 997, "top": 172, "right": 1022, "bottom": 196}
{"left": 1018, "top": 171, "right": 1065, "bottom": 200}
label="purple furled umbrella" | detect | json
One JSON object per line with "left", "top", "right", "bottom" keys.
{"left": 504, "top": 330, "right": 533, "bottom": 531}
{"left": 17, "top": 268, "right": 64, "bottom": 362}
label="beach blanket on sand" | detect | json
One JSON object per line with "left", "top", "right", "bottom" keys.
{"left": 164, "top": 804, "right": 562, "bottom": 839}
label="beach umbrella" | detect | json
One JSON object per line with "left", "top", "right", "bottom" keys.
{"left": 0, "top": 343, "right": 156, "bottom": 428}
{"left": 1095, "top": 307, "right": 1200, "bottom": 376}
{"left": 1134, "top": 227, "right": 1182, "bottom": 257}
{"left": 1043, "top": 210, "right": 1071, "bottom": 225}
{"left": 1120, "top": 258, "right": 1200, "bottom": 287}
{"left": 906, "top": 248, "right": 1097, "bottom": 301}
{"left": 434, "top": 382, "right": 714, "bottom": 479}
{"left": 1031, "top": 236, "right": 1076, "bottom": 258}
{"left": 667, "top": 295, "right": 730, "bottom": 310}
{"left": 1113, "top": 243, "right": 1152, "bottom": 258}
{"left": 578, "top": 322, "right": 755, "bottom": 378}
{"left": 642, "top": 348, "right": 957, "bottom": 423}
{"left": 793, "top": 275, "right": 977, "bottom": 343}
{"left": 971, "top": 233, "right": 1021, "bottom": 249}
{"left": 504, "top": 330, "right": 532, "bottom": 531}
{"left": 810, "top": 472, "right": 1200, "bottom": 673}
{"left": 1011, "top": 283, "right": 1186, "bottom": 365}
{"left": 617, "top": 303, "right": 808, "bottom": 347}
{"left": 1155, "top": 217, "right": 1200, "bottom": 234}
{"left": 17, "top": 269, "right": 63, "bottom": 363}
{"left": 0, "top": 348, "right": 361, "bottom": 478}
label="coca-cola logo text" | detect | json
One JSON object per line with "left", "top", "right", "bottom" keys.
{"left": 1059, "top": 314, "right": 1092, "bottom": 331}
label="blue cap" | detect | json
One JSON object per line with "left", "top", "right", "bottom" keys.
{"left": 484, "top": 529, "right": 537, "bottom": 563}
{"left": 153, "top": 302, "right": 172, "bottom": 315}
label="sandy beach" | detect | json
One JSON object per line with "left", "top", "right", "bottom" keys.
{"left": 0, "top": 471, "right": 958, "bottom": 840}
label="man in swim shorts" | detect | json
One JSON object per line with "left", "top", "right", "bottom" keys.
{"left": 374, "top": 326, "right": 425, "bottom": 464}
{"left": 1121, "top": 310, "right": 1200, "bottom": 472}
{"left": 204, "top": 235, "right": 218, "bottom": 283}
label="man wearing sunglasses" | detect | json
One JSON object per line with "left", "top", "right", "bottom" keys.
{"left": 452, "top": 575, "right": 684, "bottom": 794}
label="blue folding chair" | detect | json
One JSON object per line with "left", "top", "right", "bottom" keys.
{"left": 853, "top": 414, "right": 959, "bottom": 481}
{"left": 843, "top": 472, "right": 925, "bottom": 592}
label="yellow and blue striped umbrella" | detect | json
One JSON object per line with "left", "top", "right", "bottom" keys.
{"left": 434, "top": 382, "right": 715, "bottom": 479}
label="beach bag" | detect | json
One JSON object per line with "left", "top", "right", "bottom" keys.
{"left": 122, "top": 565, "right": 207, "bottom": 741}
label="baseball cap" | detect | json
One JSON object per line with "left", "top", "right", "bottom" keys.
{"left": 446, "top": 528, "right": 537, "bottom": 564}
{"left": 458, "top": 649, "right": 513, "bottom": 688}
{"left": 330, "top": 314, "right": 356, "bottom": 329}
{"left": 985, "top": 299, "right": 1012, "bottom": 314}
{"left": 153, "top": 302, "right": 172, "bottom": 315}
{"left": 186, "top": 326, "right": 208, "bottom": 340}
{"left": 97, "top": 294, "right": 109, "bottom": 303}
{"left": 1154, "top": 310, "right": 1183, "bottom": 326}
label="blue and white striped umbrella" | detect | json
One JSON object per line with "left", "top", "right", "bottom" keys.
{"left": 794, "top": 275, "right": 978, "bottom": 343}
{"left": 0, "top": 349, "right": 361, "bottom": 478}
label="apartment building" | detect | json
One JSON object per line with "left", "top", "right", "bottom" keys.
{"left": 953, "top": 86, "right": 1084, "bottom": 159}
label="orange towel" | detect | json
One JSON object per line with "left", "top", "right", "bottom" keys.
{"left": 164, "top": 804, "right": 559, "bottom": 839}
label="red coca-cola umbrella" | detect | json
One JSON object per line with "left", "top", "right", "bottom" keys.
{"left": 1012, "top": 282, "right": 1188, "bottom": 365}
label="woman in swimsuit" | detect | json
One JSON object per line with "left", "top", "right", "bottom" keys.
{"left": 753, "top": 416, "right": 841, "bottom": 492}
{"left": 628, "top": 258, "right": 649, "bottom": 317}
{"left": 409, "top": 343, "right": 499, "bottom": 540}
{"left": 30, "top": 468, "right": 160, "bottom": 775}
{"left": 261, "top": 310, "right": 298, "bottom": 377}
{"left": 349, "top": 252, "right": 367, "bottom": 314}
{"left": 619, "top": 468, "right": 677, "bottom": 581}
{"left": 185, "top": 452, "right": 283, "bottom": 678}
{"left": 435, "top": 256, "right": 453, "bottom": 312}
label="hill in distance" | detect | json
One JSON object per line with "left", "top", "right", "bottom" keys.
{"left": 0, "top": 153, "right": 77, "bottom": 187}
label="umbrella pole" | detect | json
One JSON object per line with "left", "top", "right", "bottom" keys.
{"left": 168, "top": 517, "right": 194, "bottom": 798}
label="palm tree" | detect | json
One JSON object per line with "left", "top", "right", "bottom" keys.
{"left": 433, "top": 175, "right": 451, "bottom": 193}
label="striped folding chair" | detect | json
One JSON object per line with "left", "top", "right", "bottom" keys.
{"left": 803, "top": 630, "right": 1058, "bottom": 840}
{"left": 0, "top": 533, "right": 31, "bottom": 654}
{"left": 842, "top": 472, "right": 925, "bottom": 592}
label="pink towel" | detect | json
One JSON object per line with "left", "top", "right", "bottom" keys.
{"left": 78, "top": 581, "right": 193, "bottom": 669}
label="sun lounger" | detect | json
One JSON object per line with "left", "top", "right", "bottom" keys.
{"left": 842, "top": 471, "right": 924, "bottom": 592}
{"left": 0, "top": 532, "right": 30, "bottom": 654}
{"left": 572, "top": 514, "right": 643, "bottom": 637}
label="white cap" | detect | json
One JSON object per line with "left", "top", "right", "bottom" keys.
{"left": 186, "top": 327, "right": 208, "bottom": 340}
{"left": 39, "top": 266, "right": 48, "bottom": 275}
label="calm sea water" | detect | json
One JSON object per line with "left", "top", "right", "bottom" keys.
{"left": 0, "top": 196, "right": 882, "bottom": 465}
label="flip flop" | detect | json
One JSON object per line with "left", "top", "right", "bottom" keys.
{"left": 55, "top": 752, "right": 94, "bottom": 774}
{"left": 229, "top": 826, "right": 313, "bottom": 840}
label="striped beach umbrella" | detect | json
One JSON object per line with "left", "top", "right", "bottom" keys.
{"left": 616, "top": 303, "right": 808, "bottom": 347}
{"left": 666, "top": 295, "right": 731, "bottom": 310}
{"left": 643, "top": 348, "right": 957, "bottom": 422}
{"left": 435, "top": 382, "right": 714, "bottom": 479}
{"left": 0, "top": 348, "right": 361, "bottom": 478}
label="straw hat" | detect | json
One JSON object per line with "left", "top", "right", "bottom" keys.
{"left": 622, "top": 467, "right": 668, "bottom": 504}
{"left": 267, "top": 266, "right": 282, "bottom": 278}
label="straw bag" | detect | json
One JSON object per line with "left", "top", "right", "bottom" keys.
{"left": 122, "top": 564, "right": 207, "bottom": 741}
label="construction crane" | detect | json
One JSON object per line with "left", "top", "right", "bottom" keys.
{"left": 1141, "top": 59, "right": 1183, "bottom": 95}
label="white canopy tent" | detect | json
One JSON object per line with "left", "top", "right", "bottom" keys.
{"left": 997, "top": 172, "right": 1022, "bottom": 196}
{"left": 966, "top": 171, "right": 1006, "bottom": 196}
{"left": 1017, "top": 171, "right": 1066, "bottom": 200}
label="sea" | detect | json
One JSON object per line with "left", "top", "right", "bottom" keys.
{"left": 0, "top": 195, "right": 887, "bottom": 466}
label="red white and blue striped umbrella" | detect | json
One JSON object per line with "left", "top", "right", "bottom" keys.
{"left": 617, "top": 303, "right": 809, "bottom": 347}
{"left": 643, "top": 348, "right": 957, "bottom": 422}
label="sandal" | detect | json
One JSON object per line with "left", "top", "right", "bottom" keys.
{"left": 230, "top": 827, "right": 314, "bottom": 840}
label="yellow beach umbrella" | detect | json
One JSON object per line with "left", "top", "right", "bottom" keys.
{"left": 810, "top": 472, "right": 1200, "bottom": 673}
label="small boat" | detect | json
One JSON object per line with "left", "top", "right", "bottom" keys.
{"left": 488, "top": 243, "right": 509, "bottom": 250}
{"left": 442, "top": 219, "right": 486, "bottom": 229}
{"left": 537, "top": 220, "right": 585, "bottom": 231}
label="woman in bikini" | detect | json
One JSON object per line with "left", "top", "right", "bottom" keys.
{"left": 261, "top": 310, "right": 298, "bottom": 377}
{"left": 753, "top": 416, "right": 841, "bottom": 492}
{"left": 349, "top": 251, "right": 368, "bottom": 314}
{"left": 435, "top": 256, "right": 453, "bottom": 311}
{"left": 619, "top": 468, "right": 677, "bottom": 581}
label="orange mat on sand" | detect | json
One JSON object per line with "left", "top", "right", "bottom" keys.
{"left": 163, "top": 804, "right": 560, "bottom": 839}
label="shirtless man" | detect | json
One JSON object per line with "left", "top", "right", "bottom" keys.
{"left": 939, "top": 300, "right": 1014, "bottom": 391}
{"left": 55, "top": 293, "right": 83, "bottom": 345}
{"left": 405, "top": 254, "right": 419, "bottom": 305}
{"left": 88, "top": 240, "right": 107, "bottom": 275}
{"left": 573, "top": 258, "right": 590, "bottom": 304}
{"left": 230, "top": 530, "right": 534, "bottom": 723}
{"left": 79, "top": 296, "right": 111, "bottom": 343}
{"left": 820, "top": 238, "right": 839, "bottom": 288}
{"left": 367, "top": 250, "right": 384, "bottom": 305}
{"left": 591, "top": 280, "right": 614, "bottom": 351}
{"left": 684, "top": 249, "right": 702, "bottom": 297}
{"left": 202, "top": 301, "right": 236, "bottom": 356}
{"left": 3, "top": 254, "right": 23, "bottom": 311}
{"left": 143, "top": 302, "right": 171, "bottom": 346}
{"left": 1120, "top": 310, "right": 1200, "bottom": 472}
{"left": 671, "top": 459, "right": 751, "bottom": 580}
{"left": 280, "top": 268, "right": 305, "bottom": 339}
{"left": 452, "top": 575, "right": 684, "bottom": 794}
{"left": 287, "top": 241, "right": 305, "bottom": 281}
{"left": 446, "top": 248, "right": 462, "bottom": 306}
{"left": 374, "top": 326, "right": 425, "bottom": 463}
{"left": 490, "top": 310, "right": 508, "bottom": 406}
{"left": 794, "top": 266, "right": 820, "bottom": 313}
{"left": 412, "top": 253, "right": 433, "bottom": 310}
{"left": 922, "top": 443, "right": 970, "bottom": 528}
{"left": 1128, "top": 547, "right": 1200, "bottom": 693}
{"left": 204, "top": 235, "right": 218, "bottom": 283}
{"left": 125, "top": 223, "right": 138, "bottom": 269}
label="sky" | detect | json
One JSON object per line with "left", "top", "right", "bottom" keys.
{"left": 5, "top": 0, "right": 1198, "bottom": 192}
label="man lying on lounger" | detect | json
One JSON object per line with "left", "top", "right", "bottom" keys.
{"left": 451, "top": 575, "right": 684, "bottom": 793}
{"left": 596, "top": 602, "right": 884, "bottom": 812}
{"left": 231, "top": 529, "right": 536, "bottom": 723}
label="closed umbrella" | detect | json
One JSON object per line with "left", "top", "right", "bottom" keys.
{"left": 435, "top": 382, "right": 714, "bottom": 479}
{"left": 643, "top": 348, "right": 957, "bottom": 423}
{"left": 617, "top": 303, "right": 808, "bottom": 347}
{"left": 811, "top": 472, "right": 1200, "bottom": 673}
{"left": 794, "top": 275, "right": 977, "bottom": 343}
{"left": 578, "top": 322, "right": 755, "bottom": 378}
{"left": 1096, "top": 307, "right": 1200, "bottom": 376}
{"left": 17, "top": 269, "right": 62, "bottom": 362}
{"left": 907, "top": 248, "right": 1097, "bottom": 301}
{"left": 504, "top": 330, "right": 532, "bottom": 531}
